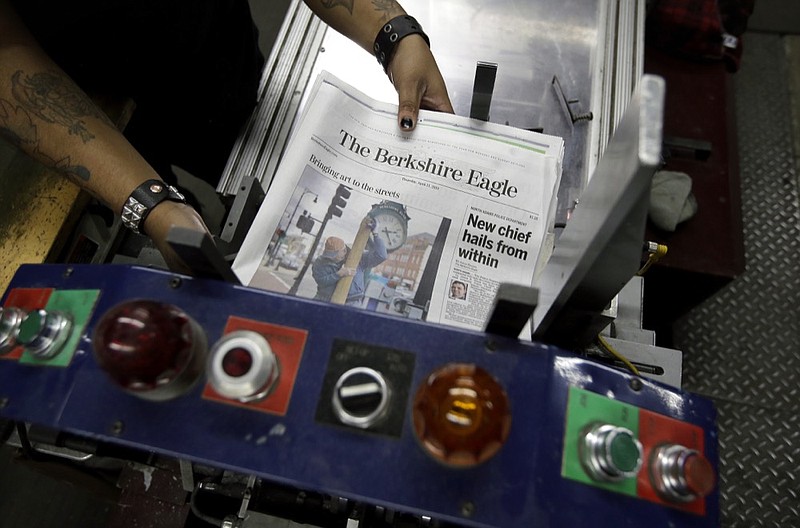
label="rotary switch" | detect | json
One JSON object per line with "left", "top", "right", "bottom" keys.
{"left": 580, "top": 423, "right": 643, "bottom": 482}
{"left": 0, "top": 307, "right": 25, "bottom": 355}
{"left": 412, "top": 363, "right": 511, "bottom": 467}
{"left": 650, "top": 444, "right": 716, "bottom": 502}
{"left": 207, "top": 330, "right": 280, "bottom": 402}
{"left": 332, "top": 367, "right": 391, "bottom": 429}
{"left": 17, "top": 309, "right": 73, "bottom": 359}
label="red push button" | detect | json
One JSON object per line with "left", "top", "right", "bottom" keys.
{"left": 207, "top": 331, "right": 280, "bottom": 402}
{"left": 650, "top": 444, "right": 716, "bottom": 502}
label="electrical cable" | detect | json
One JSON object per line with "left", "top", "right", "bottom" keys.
{"left": 637, "top": 242, "right": 668, "bottom": 276}
{"left": 597, "top": 335, "right": 641, "bottom": 376}
{"left": 190, "top": 479, "right": 227, "bottom": 527}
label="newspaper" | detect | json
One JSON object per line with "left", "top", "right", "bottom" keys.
{"left": 233, "top": 71, "right": 564, "bottom": 336}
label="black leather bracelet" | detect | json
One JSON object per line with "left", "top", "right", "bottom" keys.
{"left": 121, "top": 179, "right": 186, "bottom": 234}
{"left": 373, "top": 15, "right": 430, "bottom": 72}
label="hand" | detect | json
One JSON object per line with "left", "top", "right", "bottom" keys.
{"left": 387, "top": 35, "right": 454, "bottom": 131}
{"left": 337, "top": 266, "right": 355, "bottom": 278}
{"left": 362, "top": 215, "right": 377, "bottom": 232}
{"left": 142, "top": 201, "right": 213, "bottom": 274}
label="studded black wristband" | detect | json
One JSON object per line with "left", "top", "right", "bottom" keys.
{"left": 121, "top": 179, "right": 186, "bottom": 234}
{"left": 373, "top": 15, "right": 430, "bottom": 72}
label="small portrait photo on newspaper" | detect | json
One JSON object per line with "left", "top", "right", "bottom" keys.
{"left": 448, "top": 279, "right": 468, "bottom": 301}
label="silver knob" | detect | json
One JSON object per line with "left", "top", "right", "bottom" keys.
{"left": 0, "top": 307, "right": 25, "bottom": 355}
{"left": 18, "top": 309, "right": 73, "bottom": 359}
{"left": 207, "top": 330, "right": 280, "bottom": 402}
{"left": 332, "top": 367, "right": 390, "bottom": 429}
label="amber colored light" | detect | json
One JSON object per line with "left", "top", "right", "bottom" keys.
{"left": 412, "top": 363, "right": 511, "bottom": 467}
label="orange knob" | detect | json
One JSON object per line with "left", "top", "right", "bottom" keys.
{"left": 412, "top": 363, "right": 511, "bottom": 467}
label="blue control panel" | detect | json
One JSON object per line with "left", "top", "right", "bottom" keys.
{"left": 0, "top": 264, "right": 719, "bottom": 527}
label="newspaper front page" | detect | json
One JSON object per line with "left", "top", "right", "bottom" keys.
{"left": 233, "top": 72, "right": 564, "bottom": 335}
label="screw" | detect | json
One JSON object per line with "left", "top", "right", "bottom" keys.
{"left": 110, "top": 420, "right": 124, "bottom": 435}
{"left": 484, "top": 339, "right": 497, "bottom": 353}
{"left": 573, "top": 111, "right": 593, "bottom": 123}
{"left": 460, "top": 501, "right": 475, "bottom": 518}
{"left": 629, "top": 378, "right": 643, "bottom": 392}
{"left": 63, "top": 267, "right": 74, "bottom": 278}
{"left": 0, "top": 397, "right": 8, "bottom": 409}
{"left": 169, "top": 277, "right": 182, "bottom": 289}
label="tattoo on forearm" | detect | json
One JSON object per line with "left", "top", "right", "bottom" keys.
{"left": 372, "top": 0, "right": 400, "bottom": 20}
{"left": 0, "top": 98, "right": 38, "bottom": 150}
{"left": 318, "top": 0, "right": 400, "bottom": 22}
{"left": 55, "top": 157, "right": 91, "bottom": 182}
{"left": 320, "top": 0, "right": 354, "bottom": 14}
{"left": 0, "top": 97, "right": 92, "bottom": 182}
{"left": 9, "top": 69, "right": 112, "bottom": 144}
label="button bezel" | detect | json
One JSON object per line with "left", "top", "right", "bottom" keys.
{"left": 19, "top": 309, "right": 73, "bottom": 359}
{"left": 580, "top": 423, "right": 643, "bottom": 482}
{"left": 0, "top": 307, "right": 25, "bottom": 355}
{"left": 332, "top": 366, "right": 391, "bottom": 429}
{"left": 208, "top": 330, "right": 281, "bottom": 402}
{"left": 650, "top": 444, "right": 713, "bottom": 502}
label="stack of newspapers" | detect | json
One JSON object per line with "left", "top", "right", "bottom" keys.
{"left": 233, "top": 72, "right": 564, "bottom": 336}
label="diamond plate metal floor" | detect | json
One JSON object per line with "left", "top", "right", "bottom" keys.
{"left": 674, "top": 33, "right": 800, "bottom": 527}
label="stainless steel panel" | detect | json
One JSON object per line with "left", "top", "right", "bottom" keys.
{"left": 219, "top": 0, "right": 325, "bottom": 195}
{"left": 222, "top": 1, "right": 645, "bottom": 227}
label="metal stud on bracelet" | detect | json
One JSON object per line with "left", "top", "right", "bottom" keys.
{"left": 373, "top": 15, "right": 430, "bottom": 72}
{"left": 121, "top": 179, "right": 186, "bottom": 234}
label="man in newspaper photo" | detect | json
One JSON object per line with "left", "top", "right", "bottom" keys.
{"left": 449, "top": 280, "right": 468, "bottom": 300}
{"left": 312, "top": 216, "right": 387, "bottom": 306}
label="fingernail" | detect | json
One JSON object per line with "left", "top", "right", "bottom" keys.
{"left": 401, "top": 117, "right": 413, "bottom": 130}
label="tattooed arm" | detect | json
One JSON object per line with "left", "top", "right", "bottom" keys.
{"left": 303, "top": 0, "right": 453, "bottom": 130}
{"left": 0, "top": 0, "right": 208, "bottom": 273}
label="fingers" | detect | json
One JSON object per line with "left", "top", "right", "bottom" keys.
{"left": 388, "top": 36, "right": 454, "bottom": 132}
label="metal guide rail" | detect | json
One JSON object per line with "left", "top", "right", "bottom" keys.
{"left": 220, "top": 0, "right": 646, "bottom": 228}
{"left": 1, "top": 264, "right": 718, "bottom": 527}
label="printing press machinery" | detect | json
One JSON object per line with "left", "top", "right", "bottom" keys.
{"left": 0, "top": 1, "right": 719, "bottom": 527}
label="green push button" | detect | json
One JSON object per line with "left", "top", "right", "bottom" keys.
{"left": 609, "top": 429, "right": 642, "bottom": 474}
{"left": 18, "top": 309, "right": 73, "bottom": 359}
{"left": 19, "top": 289, "right": 100, "bottom": 366}
{"left": 17, "top": 310, "right": 44, "bottom": 343}
{"left": 562, "top": 387, "right": 641, "bottom": 496}
{"left": 581, "top": 423, "right": 643, "bottom": 482}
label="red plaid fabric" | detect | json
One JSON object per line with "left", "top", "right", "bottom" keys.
{"left": 647, "top": 0, "right": 725, "bottom": 60}
{"left": 719, "top": 0, "right": 755, "bottom": 36}
{"left": 646, "top": 0, "right": 753, "bottom": 71}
